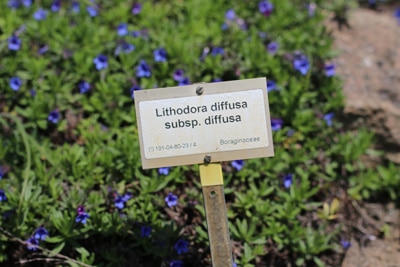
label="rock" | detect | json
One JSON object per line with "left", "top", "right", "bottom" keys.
{"left": 328, "top": 7, "right": 400, "bottom": 162}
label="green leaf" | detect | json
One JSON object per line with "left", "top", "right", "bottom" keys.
{"left": 49, "top": 242, "right": 65, "bottom": 256}
{"left": 313, "top": 256, "right": 326, "bottom": 267}
{"left": 45, "top": 236, "right": 65, "bottom": 243}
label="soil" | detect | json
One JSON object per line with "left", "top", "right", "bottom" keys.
{"left": 327, "top": 5, "right": 400, "bottom": 163}
{"left": 326, "top": 5, "right": 400, "bottom": 267}
{"left": 340, "top": 202, "right": 400, "bottom": 267}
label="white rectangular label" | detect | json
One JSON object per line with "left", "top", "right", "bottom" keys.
{"left": 139, "top": 89, "right": 268, "bottom": 159}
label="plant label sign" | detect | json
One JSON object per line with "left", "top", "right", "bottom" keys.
{"left": 134, "top": 78, "right": 274, "bottom": 169}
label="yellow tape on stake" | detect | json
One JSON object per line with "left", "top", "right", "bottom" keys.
{"left": 200, "top": 163, "right": 234, "bottom": 267}
{"left": 199, "top": 163, "right": 223, "bottom": 186}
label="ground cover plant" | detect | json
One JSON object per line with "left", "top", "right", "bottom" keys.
{"left": 1, "top": 0, "right": 400, "bottom": 266}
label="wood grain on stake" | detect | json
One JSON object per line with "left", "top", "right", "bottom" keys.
{"left": 200, "top": 163, "right": 234, "bottom": 267}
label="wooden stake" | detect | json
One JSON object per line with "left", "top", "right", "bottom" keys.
{"left": 199, "top": 163, "right": 234, "bottom": 267}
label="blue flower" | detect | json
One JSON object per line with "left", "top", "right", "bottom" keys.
{"left": 136, "top": 60, "right": 151, "bottom": 78}
{"left": 170, "top": 260, "right": 184, "bottom": 267}
{"left": 8, "top": 36, "right": 21, "bottom": 51}
{"left": 178, "top": 77, "right": 190, "bottom": 86}
{"left": 93, "top": 54, "right": 108, "bottom": 70}
{"left": 121, "top": 43, "right": 135, "bottom": 53}
{"left": 212, "top": 78, "right": 222, "bottom": 82}
{"left": 27, "top": 230, "right": 46, "bottom": 250}
{"left": 131, "top": 30, "right": 141, "bottom": 37}
{"left": 130, "top": 85, "right": 142, "bottom": 99}
{"left": 38, "top": 45, "right": 49, "bottom": 55}
{"left": 22, "top": 0, "right": 32, "bottom": 7}
{"left": 341, "top": 240, "right": 351, "bottom": 250}
{"left": 114, "top": 195, "right": 125, "bottom": 210}
{"left": 154, "top": 48, "right": 167, "bottom": 62}
{"left": 271, "top": 118, "right": 283, "bottom": 131}
{"left": 200, "top": 47, "right": 210, "bottom": 60}
{"left": 33, "top": 8, "right": 47, "bottom": 21}
{"left": 395, "top": 8, "right": 400, "bottom": 24}
{"left": 33, "top": 226, "right": 49, "bottom": 241}
{"left": 115, "top": 43, "right": 135, "bottom": 55}
{"left": 173, "top": 69, "right": 185, "bottom": 82}
{"left": 141, "top": 226, "right": 152, "bottom": 237}
{"left": 267, "top": 41, "right": 278, "bottom": 55}
{"left": 323, "top": 112, "right": 334, "bottom": 126}
{"left": 211, "top": 47, "right": 224, "bottom": 56}
{"left": 10, "top": 77, "right": 22, "bottom": 91}
{"left": 259, "top": 1, "right": 274, "bottom": 16}
{"left": 0, "top": 190, "right": 7, "bottom": 202}
{"left": 324, "top": 63, "right": 336, "bottom": 77}
{"left": 158, "top": 167, "right": 171, "bottom": 175}
{"left": 267, "top": 80, "right": 276, "bottom": 92}
{"left": 225, "top": 9, "right": 236, "bottom": 20}
{"left": 8, "top": 0, "right": 19, "bottom": 9}
{"left": 122, "top": 192, "right": 133, "bottom": 202}
{"left": 71, "top": 2, "right": 80, "bottom": 13}
{"left": 78, "top": 81, "right": 91, "bottom": 94}
{"left": 26, "top": 236, "right": 39, "bottom": 251}
{"left": 236, "top": 18, "right": 247, "bottom": 30}
{"left": 293, "top": 53, "right": 310, "bottom": 75}
{"left": 283, "top": 174, "right": 293, "bottom": 188}
{"left": 174, "top": 239, "right": 189, "bottom": 255}
{"left": 132, "top": 3, "right": 142, "bottom": 15}
{"left": 75, "top": 213, "right": 89, "bottom": 224}
{"left": 48, "top": 110, "right": 60, "bottom": 124}
{"left": 231, "top": 160, "right": 244, "bottom": 171}
{"left": 114, "top": 193, "right": 132, "bottom": 210}
{"left": 86, "top": 6, "right": 98, "bottom": 17}
{"left": 30, "top": 89, "right": 36, "bottom": 97}
{"left": 258, "top": 32, "right": 268, "bottom": 39}
{"left": 165, "top": 192, "right": 178, "bottom": 208}
{"left": 117, "top": 23, "right": 128, "bottom": 36}
{"left": 51, "top": 0, "right": 61, "bottom": 12}
{"left": 75, "top": 206, "right": 89, "bottom": 224}
{"left": 308, "top": 3, "right": 316, "bottom": 17}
